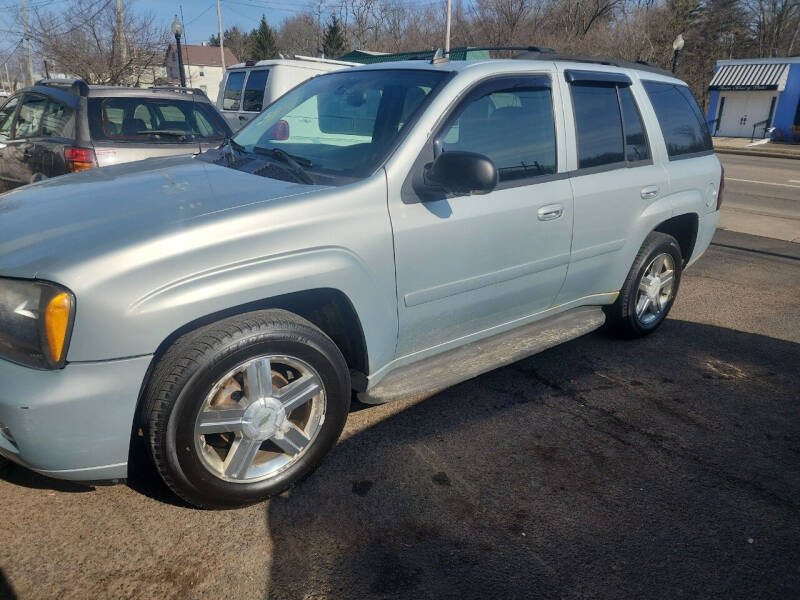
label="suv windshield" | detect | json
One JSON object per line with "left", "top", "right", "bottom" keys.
{"left": 88, "top": 97, "right": 228, "bottom": 143}
{"left": 232, "top": 69, "right": 447, "bottom": 179}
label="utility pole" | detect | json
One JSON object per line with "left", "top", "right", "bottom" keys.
{"left": 22, "top": 0, "right": 34, "bottom": 85}
{"left": 444, "top": 0, "right": 452, "bottom": 55}
{"left": 216, "top": 0, "right": 225, "bottom": 70}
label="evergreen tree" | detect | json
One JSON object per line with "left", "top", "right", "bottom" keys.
{"left": 322, "top": 16, "right": 347, "bottom": 59}
{"left": 250, "top": 16, "right": 279, "bottom": 60}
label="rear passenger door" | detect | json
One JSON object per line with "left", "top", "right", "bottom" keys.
{"left": 555, "top": 70, "right": 670, "bottom": 304}
{"left": 391, "top": 74, "right": 574, "bottom": 356}
{"left": 0, "top": 95, "right": 21, "bottom": 188}
{"left": 29, "top": 97, "right": 74, "bottom": 180}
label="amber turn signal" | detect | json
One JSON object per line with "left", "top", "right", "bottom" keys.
{"left": 44, "top": 292, "right": 72, "bottom": 363}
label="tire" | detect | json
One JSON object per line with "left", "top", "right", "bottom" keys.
{"left": 605, "top": 231, "right": 683, "bottom": 338}
{"left": 0, "top": 456, "right": 9, "bottom": 475}
{"left": 144, "top": 309, "right": 351, "bottom": 509}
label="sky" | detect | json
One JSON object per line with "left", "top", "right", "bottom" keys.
{"left": 136, "top": 0, "right": 319, "bottom": 46}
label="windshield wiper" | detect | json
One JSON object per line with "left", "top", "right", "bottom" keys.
{"left": 254, "top": 146, "right": 314, "bottom": 184}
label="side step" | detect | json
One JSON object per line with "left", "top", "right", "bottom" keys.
{"left": 360, "top": 305, "right": 606, "bottom": 404}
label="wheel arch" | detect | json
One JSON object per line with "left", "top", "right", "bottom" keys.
{"left": 654, "top": 212, "right": 699, "bottom": 265}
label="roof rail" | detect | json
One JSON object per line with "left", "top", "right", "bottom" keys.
{"left": 34, "top": 78, "right": 90, "bottom": 97}
{"left": 293, "top": 54, "right": 360, "bottom": 67}
{"left": 149, "top": 85, "right": 207, "bottom": 96}
{"left": 512, "top": 50, "right": 673, "bottom": 76}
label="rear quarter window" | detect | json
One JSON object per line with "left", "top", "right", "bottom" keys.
{"left": 643, "top": 81, "right": 712, "bottom": 159}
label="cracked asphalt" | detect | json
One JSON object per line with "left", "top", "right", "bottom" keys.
{"left": 1, "top": 229, "right": 799, "bottom": 600}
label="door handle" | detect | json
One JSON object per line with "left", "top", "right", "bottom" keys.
{"left": 537, "top": 204, "right": 564, "bottom": 221}
{"left": 640, "top": 185, "right": 659, "bottom": 200}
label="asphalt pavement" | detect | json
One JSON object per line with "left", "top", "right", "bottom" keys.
{"left": 1, "top": 229, "right": 799, "bottom": 600}
{"left": 718, "top": 153, "right": 800, "bottom": 243}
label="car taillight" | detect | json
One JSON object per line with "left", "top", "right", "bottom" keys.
{"left": 65, "top": 147, "right": 97, "bottom": 172}
{"left": 266, "top": 120, "right": 290, "bottom": 141}
{"left": 717, "top": 164, "right": 725, "bottom": 210}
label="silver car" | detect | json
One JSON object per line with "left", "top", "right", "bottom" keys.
{"left": 0, "top": 79, "right": 232, "bottom": 191}
{"left": 0, "top": 54, "right": 722, "bottom": 508}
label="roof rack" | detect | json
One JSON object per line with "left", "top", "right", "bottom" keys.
{"left": 512, "top": 50, "right": 673, "bottom": 77}
{"left": 34, "top": 78, "right": 90, "bottom": 97}
{"left": 149, "top": 85, "right": 207, "bottom": 96}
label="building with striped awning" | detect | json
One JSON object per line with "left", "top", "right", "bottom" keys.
{"left": 706, "top": 57, "right": 800, "bottom": 141}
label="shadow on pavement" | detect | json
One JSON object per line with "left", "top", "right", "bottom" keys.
{"left": 264, "top": 320, "right": 800, "bottom": 599}
{"left": 0, "top": 462, "right": 94, "bottom": 494}
{"left": 0, "top": 569, "right": 18, "bottom": 600}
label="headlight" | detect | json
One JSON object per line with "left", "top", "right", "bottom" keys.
{"left": 0, "top": 278, "right": 75, "bottom": 369}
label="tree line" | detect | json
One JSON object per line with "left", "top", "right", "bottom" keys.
{"left": 2, "top": 0, "right": 799, "bottom": 109}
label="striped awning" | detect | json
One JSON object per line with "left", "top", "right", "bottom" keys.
{"left": 709, "top": 63, "right": 790, "bottom": 91}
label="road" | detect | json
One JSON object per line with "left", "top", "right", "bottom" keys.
{"left": 718, "top": 153, "right": 800, "bottom": 243}
{"left": 1, "top": 230, "right": 799, "bottom": 600}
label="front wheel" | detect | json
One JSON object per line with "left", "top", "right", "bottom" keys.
{"left": 144, "top": 310, "right": 351, "bottom": 509}
{"left": 605, "top": 231, "right": 683, "bottom": 338}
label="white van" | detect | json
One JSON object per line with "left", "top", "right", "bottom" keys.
{"left": 216, "top": 55, "right": 357, "bottom": 131}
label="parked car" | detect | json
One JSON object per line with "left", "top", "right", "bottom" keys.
{"left": 0, "top": 53, "right": 722, "bottom": 508}
{"left": 0, "top": 89, "right": 9, "bottom": 99}
{"left": 217, "top": 55, "right": 356, "bottom": 131}
{"left": 0, "top": 79, "right": 232, "bottom": 191}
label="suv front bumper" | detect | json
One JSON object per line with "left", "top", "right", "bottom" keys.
{"left": 0, "top": 354, "right": 152, "bottom": 481}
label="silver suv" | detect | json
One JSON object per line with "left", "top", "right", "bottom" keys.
{"left": 0, "top": 53, "right": 722, "bottom": 508}
{"left": 0, "top": 79, "right": 232, "bottom": 191}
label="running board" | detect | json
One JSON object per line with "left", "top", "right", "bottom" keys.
{"left": 360, "top": 305, "right": 606, "bottom": 405}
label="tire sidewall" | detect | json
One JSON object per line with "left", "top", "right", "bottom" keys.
{"left": 623, "top": 237, "right": 683, "bottom": 336}
{"left": 159, "top": 330, "right": 349, "bottom": 508}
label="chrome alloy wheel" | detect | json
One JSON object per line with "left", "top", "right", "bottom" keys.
{"left": 193, "top": 355, "right": 326, "bottom": 483}
{"left": 635, "top": 252, "right": 675, "bottom": 326}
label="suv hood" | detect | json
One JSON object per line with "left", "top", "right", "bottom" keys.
{"left": 0, "top": 154, "right": 327, "bottom": 279}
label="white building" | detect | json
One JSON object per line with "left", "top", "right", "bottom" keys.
{"left": 165, "top": 43, "right": 239, "bottom": 100}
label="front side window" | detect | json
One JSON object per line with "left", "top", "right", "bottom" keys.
{"left": 643, "top": 81, "right": 712, "bottom": 158}
{"left": 437, "top": 76, "right": 556, "bottom": 182}
{"left": 242, "top": 70, "right": 269, "bottom": 112}
{"left": 14, "top": 94, "right": 47, "bottom": 139}
{"left": 234, "top": 69, "right": 446, "bottom": 178}
{"left": 88, "top": 97, "right": 229, "bottom": 142}
{"left": 0, "top": 97, "right": 19, "bottom": 140}
{"left": 222, "top": 71, "right": 246, "bottom": 111}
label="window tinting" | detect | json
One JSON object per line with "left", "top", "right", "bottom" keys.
{"left": 243, "top": 70, "right": 269, "bottom": 112}
{"left": 643, "top": 81, "right": 712, "bottom": 158}
{"left": 618, "top": 87, "right": 650, "bottom": 162}
{"left": 14, "top": 94, "right": 47, "bottom": 138}
{"left": 439, "top": 79, "right": 556, "bottom": 182}
{"left": 41, "top": 100, "right": 73, "bottom": 137}
{"left": 572, "top": 84, "right": 624, "bottom": 168}
{"left": 0, "top": 97, "right": 19, "bottom": 139}
{"left": 222, "top": 71, "right": 246, "bottom": 111}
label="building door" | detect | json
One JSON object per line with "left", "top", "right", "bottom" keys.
{"left": 717, "top": 91, "right": 777, "bottom": 137}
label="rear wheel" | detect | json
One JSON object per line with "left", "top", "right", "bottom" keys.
{"left": 606, "top": 231, "right": 683, "bottom": 338}
{"left": 145, "top": 309, "right": 350, "bottom": 509}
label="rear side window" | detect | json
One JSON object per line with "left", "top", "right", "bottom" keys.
{"left": 14, "top": 94, "right": 47, "bottom": 138}
{"left": 643, "top": 81, "right": 712, "bottom": 158}
{"left": 0, "top": 97, "right": 19, "bottom": 139}
{"left": 41, "top": 100, "right": 74, "bottom": 138}
{"left": 618, "top": 87, "right": 650, "bottom": 162}
{"left": 88, "top": 97, "right": 229, "bottom": 142}
{"left": 438, "top": 76, "right": 556, "bottom": 182}
{"left": 242, "top": 70, "right": 269, "bottom": 112}
{"left": 222, "top": 71, "right": 246, "bottom": 111}
{"left": 572, "top": 84, "right": 624, "bottom": 168}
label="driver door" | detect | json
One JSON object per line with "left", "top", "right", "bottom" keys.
{"left": 389, "top": 74, "right": 574, "bottom": 357}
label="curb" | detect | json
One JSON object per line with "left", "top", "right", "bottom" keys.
{"left": 714, "top": 147, "right": 800, "bottom": 160}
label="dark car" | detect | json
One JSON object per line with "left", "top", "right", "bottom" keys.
{"left": 0, "top": 79, "right": 233, "bottom": 192}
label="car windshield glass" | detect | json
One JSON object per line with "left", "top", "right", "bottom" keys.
{"left": 88, "top": 97, "right": 229, "bottom": 143}
{"left": 232, "top": 69, "right": 446, "bottom": 178}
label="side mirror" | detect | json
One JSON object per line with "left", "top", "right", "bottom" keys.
{"left": 424, "top": 151, "right": 498, "bottom": 196}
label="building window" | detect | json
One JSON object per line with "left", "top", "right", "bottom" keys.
{"left": 199, "top": 66, "right": 205, "bottom": 77}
